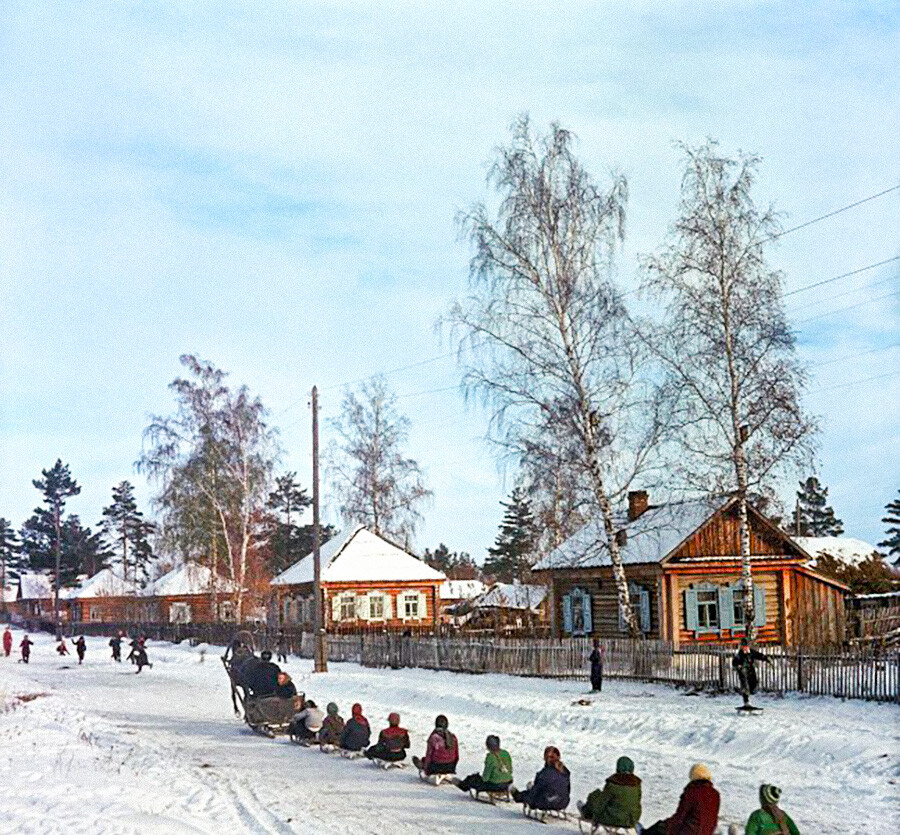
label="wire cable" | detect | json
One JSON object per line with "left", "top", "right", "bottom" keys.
{"left": 794, "top": 290, "right": 900, "bottom": 325}
{"left": 783, "top": 255, "right": 900, "bottom": 299}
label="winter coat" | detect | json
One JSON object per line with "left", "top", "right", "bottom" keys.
{"left": 246, "top": 660, "right": 281, "bottom": 696}
{"left": 423, "top": 729, "right": 459, "bottom": 769}
{"left": 319, "top": 714, "right": 345, "bottom": 746}
{"left": 295, "top": 706, "right": 324, "bottom": 732}
{"left": 275, "top": 680, "right": 297, "bottom": 698}
{"left": 582, "top": 773, "right": 642, "bottom": 828}
{"left": 377, "top": 725, "right": 410, "bottom": 756}
{"left": 340, "top": 717, "right": 371, "bottom": 751}
{"left": 667, "top": 779, "right": 720, "bottom": 835}
{"left": 482, "top": 749, "right": 513, "bottom": 785}
{"left": 732, "top": 648, "right": 768, "bottom": 674}
{"left": 745, "top": 808, "right": 800, "bottom": 835}
{"left": 3, "top": 630, "right": 12, "bottom": 653}
{"left": 527, "top": 764, "right": 570, "bottom": 811}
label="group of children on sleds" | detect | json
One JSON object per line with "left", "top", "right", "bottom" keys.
{"left": 284, "top": 702, "right": 799, "bottom": 835}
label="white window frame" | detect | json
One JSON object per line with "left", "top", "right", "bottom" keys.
{"left": 695, "top": 587, "right": 719, "bottom": 632}
{"left": 89, "top": 606, "right": 102, "bottom": 622}
{"left": 339, "top": 594, "right": 356, "bottom": 622}
{"left": 403, "top": 593, "right": 420, "bottom": 620}
{"left": 219, "top": 601, "right": 236, "bottom": 622}
{"left": 169, "top": 601, "right": 191, "bottom": 624}
{"left": 368, "top": 593, "right": 385, "bottom": 621}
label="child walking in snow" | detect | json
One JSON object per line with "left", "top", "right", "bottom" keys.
{"left": 19, "top": 635, "right": 33, "bottom": 663}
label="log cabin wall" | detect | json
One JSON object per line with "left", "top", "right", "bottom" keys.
{"left": 277, "top": 580, "right": 443, "bottom": 630}
{"left": 671, "top": 569, "right": 782, "bottom": 645}
{"left": 550, "top": 564, "right": 663, "bottom": 639}
{"left": 790, "top": 570, "right": 846, "bottom": 646}
{"left": 668, "top": 504, "right": 794, "bottom": 560}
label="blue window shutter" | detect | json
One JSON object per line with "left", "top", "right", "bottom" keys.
{"left": 639, "top": 588, "right": 651, "bottom": 632}
{"left": 718, "top": 585, "right": 734, "bottom": 631}
{"left": 753, "top": 584, "right": 766, "bottom": 627}
{"left": 685, "top": 589, "right": 699, "bottom": 631}
{"left": 562, "top": 593, "right": 574, "bottom": 634}
{"left": 581, "top": 591, "right": 593, "bottom": 634}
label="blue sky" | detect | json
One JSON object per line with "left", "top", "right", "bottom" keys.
{"left": 1, "top": 1, "right": 898, "bottom": 559}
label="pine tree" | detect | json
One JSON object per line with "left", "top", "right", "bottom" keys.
{"left": 879, "top": 489, "right": 900, "bottom": 564}
{"left": 265, "top": 473, "right": 312, "bottom": 575}
{"left": 29, "top": 460, "right": 81, "bottom": 636}
{"left": 0, "top": 518, "right": 23, "bottom": 613}
{"left": 100, "top": 481, "right": 155, "bottom": 586}
{"left": 423, "top": 544, "right": 479, "bottom": 579}
{"left": 484, "top": 488, "right": 536, "bottom": 583}
{"left": 796, "top": 477, "right": 844, "bottom": 536}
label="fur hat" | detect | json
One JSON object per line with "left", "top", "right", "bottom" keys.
{"left": 616, "top": 756, "right": 635, "bottom": 774}
{"left": 760, "top": 784, "right": 781, "bottom": 805}
{"left": 689, "top": 763, "right": 712, "bottom": 782}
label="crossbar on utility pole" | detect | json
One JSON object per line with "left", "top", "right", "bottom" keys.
{"left": 312, "top": 385, "right": 328, "bottom": 673}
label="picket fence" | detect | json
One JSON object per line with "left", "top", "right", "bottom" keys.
{"left": 54, "top": 619, "right": 900, "bottom": 704}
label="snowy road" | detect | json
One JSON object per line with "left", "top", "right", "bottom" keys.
{"left": 0, "top": 629, "right": 897, "bottom": 834}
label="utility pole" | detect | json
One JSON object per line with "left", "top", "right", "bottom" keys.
{"left": 794, "top": 499, "right": 801, "bottom": 537}
{"left": 312, "top": 385, "right": 328, "bottom": 673}
{"left": 53, "top": 503, "right": 62, "bottom": 640}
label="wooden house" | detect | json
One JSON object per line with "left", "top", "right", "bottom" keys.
{"left": 532, "top": 492, "right": 848, "bottom": 647}
{"left": 439, "top": 579, "right": 486, "bottom": 624}
{"left": 270, "top": 526, "right": 446, "bottom": 631}
{"left": 63, "top": 569, "right": 144, "bottom": 623}
{"left": 450, "top": 582, "right": 549, "bottom": 633}
{"left": 145, "top": 563, "right": 240, "bottom": 624}
{"left": 14, "top": 572, "right": 55, "bottom": 621}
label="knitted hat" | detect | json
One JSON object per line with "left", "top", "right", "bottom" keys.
{"left": 388, "top": 712, "right": 400, "bottom": 726}
{"left": 689, "top": 763, "right": 712, "bottom": 782}
{"left": 760, "top": 784, "right": 781, "bottom": 805}
{"left": 327, "top": 702, "right": 339, "bottom": 716}
{"left": 435, "top": 714, "right": 449, "bottom": 729}
{"left": 616, "top": 756, "right": 635, "bottom": 774}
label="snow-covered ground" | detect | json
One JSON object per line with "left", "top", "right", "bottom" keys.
{"left": 0, "top": 628, "right": 897, "bottom": 834}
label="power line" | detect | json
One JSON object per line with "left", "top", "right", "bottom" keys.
{"left": 808, "top": 369, "right": 900, "bottom": 395}
{"left": 766, "top": 184, "right": 900, "bottom": 242}
{"left": 788, "top": 274, "right": 898, "bottom": 315}
{"left": 783, "top": 256, "right": 900, "bottom": 299}
{"left": 794, "top": 290, "right": 900, "bottom": 326}
{"left": 810, "top": 343, "right": 899, "bottom": 369}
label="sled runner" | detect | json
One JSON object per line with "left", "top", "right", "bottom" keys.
{"left": 735, "top": 704, "right": 763, "bottom": 714}
{"left": 524, "top": 805, "right": 569, "bottom": 824}
{"left": 578, "top": 820, "right": 638, "bottom": 835}
{"left": 416, "top": 768, "right": 454, "bottom": 786}
{"left": 372, "top": 758, "right": 407, "bottom": 771}
{"left": 340, "top": 749, "right": 365, "bottom": 760}
{"left": 470, "top": 787, "right": 512, "bottom": 805}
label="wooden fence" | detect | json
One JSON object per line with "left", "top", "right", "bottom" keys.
{"left": 42, "top": 618, "right": 899, "bottom": 704}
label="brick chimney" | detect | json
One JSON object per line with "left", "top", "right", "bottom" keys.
{"left": 628, "top": 490, "right": 649, "bottom": 521}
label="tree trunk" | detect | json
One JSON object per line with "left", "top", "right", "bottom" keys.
{"left": 735, "top": 444, "right": 756, "bottom": 639}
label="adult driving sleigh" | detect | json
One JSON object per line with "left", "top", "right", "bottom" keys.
{"left": 222, "top": 631, "right": 304, "bottom": 737}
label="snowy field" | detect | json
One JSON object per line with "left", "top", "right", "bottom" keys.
{"left": 0, "top": 629, "right": 897, "bottom": 834}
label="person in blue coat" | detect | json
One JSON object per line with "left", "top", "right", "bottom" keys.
{"left": 512, "top": 746, "right": 571, "bottom": 812}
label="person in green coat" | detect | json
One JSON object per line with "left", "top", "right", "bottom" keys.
{"left": 745, "top": 784, "right": 800, "bottom": 835}
{"left": 577, "top": 756, "right": 642, "bottom": 830}
{"left": 454, "top": 735, "right": 514, "bottom": 794}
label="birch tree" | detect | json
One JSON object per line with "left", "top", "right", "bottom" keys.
{"left": 642, "top": 140, "right": 816, "bottom": 638}
{"left": 138, "top": 356, "right": 279, "bottom": 620}
{"left": 328, "top": 376, "right": 432, "bottom": 544}
{"left": 447, "top": 117, "right": 666, "bottom": 636}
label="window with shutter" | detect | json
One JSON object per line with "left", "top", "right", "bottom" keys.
{"left": 718, "top": 586, "right": 734, "bottom": 631}
{"left": 562, "top": 593, "right": 574, "bottom": 634}
{"left": 753, "top": 584, "right": 766, "bottom": 627}
{"left": 338, "top": 594, "right": 356, "bottom": 622}
{"left": 639, "top": 587, "right": 651, "bottom": 633}
{"left": 418, "top": 591, "right": 428, "bottom": 622}
{"left": 684, "top": 588, "right": 699, "bottom": 631}
{"left": 382, "top": 593, "right": 393, "bottom": 620}
{"left": 355, "top": 594, "right": 369, "bottom": 621}
{"left": 368, "top": 592, "right": 384, "bottom": 620}
{"left": 571, "top": 587, "right": 588, "bottom": 635}
{"left": 581, "top": 590, "right": 593, "bottom": 634}
{"left": 401, "top": 593, "right": 420, "bottom": 620}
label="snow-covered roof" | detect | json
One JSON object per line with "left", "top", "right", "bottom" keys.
{"left": 1, "top": 585, "right": 17, "bottom": 604}
{"left": 439, "top": 579, "right": 486, "bottom": 600}
{"left": 64, "top": 568, "right": 139, "bottom": 599}
{"left": 794, "top": 536, "right": 885, "bottom": 568}
{"left": 148, "top": 563, "right": 239, "bottom": 597}
{"left": 533, "top": 498, "right": 723, "bottom": 571}
{"left": 271, "top": 527, "right": 446, "bottom": 586}
{"left": 17, "top": 572, "right": 53, "bottom": 600}
{"left": 472, "top": 583, "right": 547, "bottom": 611}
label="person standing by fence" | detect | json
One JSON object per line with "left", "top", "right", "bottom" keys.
{"left": 590, "top": 638, "right": 604, "bottom": 692}
{"left": 732, "top": 638, "right": 771, "bottom": 707}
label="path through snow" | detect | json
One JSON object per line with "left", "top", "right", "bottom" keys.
{"left": 0, "top": 629, "right": 897, "bottom": 834}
